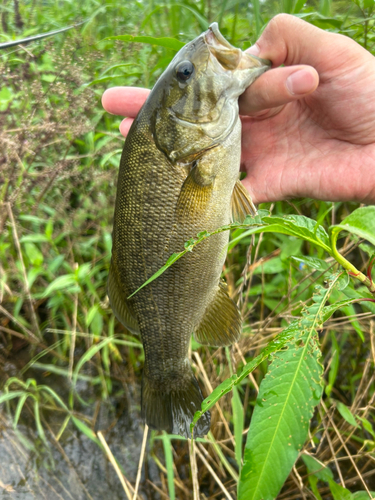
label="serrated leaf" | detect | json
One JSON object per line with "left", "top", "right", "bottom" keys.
{"left": 237, "top": 277, "right": 341, "bottom": 500}
{"left": 262, "top": 215, "right": 331, "bottom": 250}
{"left": 191, "top": 324, "right": 297, "bottom": 430}
{"left": 331, "top": 206, "right": 375, "bottom": 246}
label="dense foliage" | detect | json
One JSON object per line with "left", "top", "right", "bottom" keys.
{"left": 1, "top": 0, "right": 375, "bottom": 498}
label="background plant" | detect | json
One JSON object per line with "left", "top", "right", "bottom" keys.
{"left": 1, "top": 0, "right": 375, "bottom": 498}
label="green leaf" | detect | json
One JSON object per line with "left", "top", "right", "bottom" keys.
{"left": 24, "top": 242, "right": 44, "bottom": 266}
{"left": 357, "top": 416, "right": 375, "bottom": 439}
{"left": 352, "top": 492, "right": 375, "bottom": 499}
{"left": 331, "top": 206, "right": 375, "bottom": 246}
{"left": 14, "top": 393, "right": 30, "bottom": 427}
{"left": 302, "top": 454, "right": 334, "bottom": 482}
{"left": 72, "top": 416, "right": 101, "bottom": 445}
{"left": 42, "top": 274, "right": 77, "bottom": 297}
{"left": 335, "top": 401, "right": 359, "bottom": 428}
{"left": 191, "top": 324, "right": 297, "bottom": 430}
{"left": 291, "top": 255, "right": 329, "bottom": 272}
{"left": 237, "top": 276, "right": 341, "bottom": 500}
{"left": 0, "top": 390, "right": 25, "bottom": 404}
{"left": 34, "top": 399, "right": 47, "bottom": 444}
{"left": 72, "top": 338, "right": 115, "bottom": 388}
{"left": 262, "top": 215, "right": 331, "bottom": 251}
{"left": 328, "top": 479, "right": 354, "bottom": 500}
{"left": 103, "top": 35, "right": 184, "bottom": 51}
{"left": 131, "top": 213, "right": 330, "bottom": 298}
{"left": 20, "top": 234, "right": 50, "bottom": 243}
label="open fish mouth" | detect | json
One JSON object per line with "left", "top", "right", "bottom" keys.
{"left": 205, "top": 22, "right": 271, "bottom": 72}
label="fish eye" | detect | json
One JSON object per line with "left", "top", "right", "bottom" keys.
{"left": 175, "top": 60, "right": 195, "bottom": 83}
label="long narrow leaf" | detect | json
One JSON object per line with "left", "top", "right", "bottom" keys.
{"left": 0, "top": 21, "right": 86, "bottom": 49}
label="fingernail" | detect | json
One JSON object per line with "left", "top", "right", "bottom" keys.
{"left": 246, "top": 44, "right": 260, "bottom": 56}
{"left": 286, "top": 69, "right": 316, "bottom": 95}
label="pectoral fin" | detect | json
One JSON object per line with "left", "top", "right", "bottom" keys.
{"left": 107, "top": 264, "right": 140, "bottom": 335}
{"left": 176, "top": 166, "right": 213, "bottom": 218}
{"left": 231, "top": 180, "right": 257, "bottom": 223}
{"left": 194, "top": 282, "right": 241, "bottom": 346}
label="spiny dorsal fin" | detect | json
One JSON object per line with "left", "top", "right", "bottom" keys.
{"left": 231, "top": 179, "right": 257, "bottom": 223}
{"left": 194, "top": 282, "right": 242, "bottom": 346}
{"left": 107, "top": 264, "right": 140, "bottom": 335}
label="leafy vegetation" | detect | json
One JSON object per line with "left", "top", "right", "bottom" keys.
{"left": 1, "top": 0, "right": 375, "bottom": 498}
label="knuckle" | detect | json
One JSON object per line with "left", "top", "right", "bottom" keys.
{"left": 267, "top": 13, "right": 292, "bottom": 31}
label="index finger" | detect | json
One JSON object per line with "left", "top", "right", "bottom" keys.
{"left": 102, "top": 86, "right": 150, "bottom": 117}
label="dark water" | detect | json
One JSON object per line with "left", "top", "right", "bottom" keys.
{"left": 0, "top": 357, "right": 161, "bottom": 499}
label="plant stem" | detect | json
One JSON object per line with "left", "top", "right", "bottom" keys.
{"left": 330, "top": 230, "right": 375, "bottom": 295}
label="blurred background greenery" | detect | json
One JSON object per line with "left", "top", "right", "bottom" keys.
{"left": 0, "top": 0, "right": 374, "bottom": 498}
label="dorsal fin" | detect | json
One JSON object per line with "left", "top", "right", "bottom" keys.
{"left": 231, "top": 179, "right": 257, "bottom": 222}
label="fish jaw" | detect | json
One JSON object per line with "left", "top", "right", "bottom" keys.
{"left": 151, "top": 23, "right": 270, "bottom": 162}
{"left": 205, "top": 22, "right": 271, "bottom": 94}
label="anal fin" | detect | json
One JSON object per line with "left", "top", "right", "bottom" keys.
{"left": 231, "top": 179, "right": 257, "bottom": 222}
{"left": 194, "top": 282, "right": 242, "bottom": 346}
{"left": 107, "top": 263, "right": 140, "bottom": 335}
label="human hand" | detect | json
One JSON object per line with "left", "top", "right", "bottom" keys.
{"left": 102, "top": 14, "right": 375, "bottom": 204}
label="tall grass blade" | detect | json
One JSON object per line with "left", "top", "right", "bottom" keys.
{"left": 161, "top": 433, "right": 176, "bottom": 500}
{"left": 252, "top": 0, "right": 262, "bottom": 38}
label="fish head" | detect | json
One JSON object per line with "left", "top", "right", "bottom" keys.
{"left": 151, "top": 23, "right": 270, "bottom": 163}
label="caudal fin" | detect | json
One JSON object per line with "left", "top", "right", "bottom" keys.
{"left": 141, "top": 373, "right": 210, "bottom": 438}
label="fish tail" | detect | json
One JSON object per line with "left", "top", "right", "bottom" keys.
{"left": 141, "top": 372, "right": 210, "bottom": 438}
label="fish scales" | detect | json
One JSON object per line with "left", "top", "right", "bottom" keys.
{"left": 108, "top": 23, "right": 270, "bottom": 437}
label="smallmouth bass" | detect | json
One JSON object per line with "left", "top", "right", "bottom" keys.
{"left": 108, "top": 24, "right": 270, "bottom": 437}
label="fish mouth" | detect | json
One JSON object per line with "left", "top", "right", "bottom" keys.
{"left": 205, "top": 22, "right": 271, "bottom": 72}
